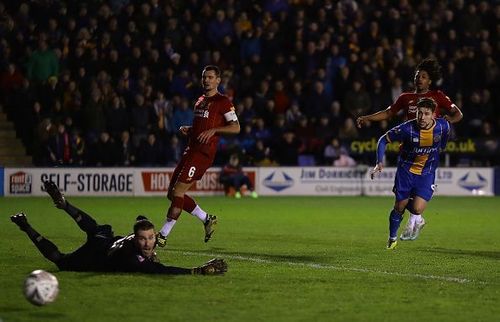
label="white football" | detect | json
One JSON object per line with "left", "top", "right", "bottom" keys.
{"left": 23, "top": 270, "right": 59, "bottom": 306}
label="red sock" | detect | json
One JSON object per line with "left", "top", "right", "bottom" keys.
{"left": 183, "top": 194, "right": 197, "bottom": 213}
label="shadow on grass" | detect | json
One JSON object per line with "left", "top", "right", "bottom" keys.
{"left": 28, "top": 312, "right": 67, "bottom": 319}
{"left": 0, "top": 307, "right": 67, "bottom": 319}
{"left": 420, "top": 247, "right": 500, "bottom": 260}
{"left": 170, "top": 247, "right": 326, "bottom": 263}
{"left": 0, "top": 306, "right": 25, "bottom": 313}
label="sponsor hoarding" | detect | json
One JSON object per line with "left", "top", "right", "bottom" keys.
{"left": 134, "top": 168, "right": 257, "bottom": 196}
{"left": 0, "top": 167, "right": 4, "bottom": 196}
{"left": 365, "top": 167, "right": 494, "bottom": 196}
{"left": 3, "top": 167, "right": 258, "bottom": 197}
{"left": 259, "top": 167, "right": 366, "bottom": 196}
{"left": 3, "top": 168, "right": 135, "bottom": 196}
{"left": 2, "top": 167, "right": 492, "bottom": 197}
{"left": 258, "top": 167, "right": 494, "bottom": 196}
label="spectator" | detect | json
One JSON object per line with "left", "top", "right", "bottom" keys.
{"left": 106, "top": 95, "right": 130, "bottom": 139}
{"left": 285, "top": 101, "right": 303, "bottom": 126}
{"left": 250, "top": 139, "right": 275, "bottom": 166}
{"left": 334, "top": 149, "right": 357, "bottom": 167}
{"left": 164, "top": 134, "right": 182, "bottom": 167}
{"left": 274, "top": 130, "right": 301, "bottom": 166}
{"left": 343, "top": 80, "right": 371, "bottom": 117}
{"left": 170, "top": 97, "right": 193, "bottom": 136}
{"left": 238, "top": 96, "right": 256, "bottom": 125}
{"left": 151, "top": 91, "right": 171, "bottom": 142}
{"left": 47, "top": 123, "right": 72, "bottom": 166}
{"left": 114, "top": 130, "right": 134, "bottom": 166}
{"left": 83, "top": 89, "right": 106, "bottom": 144}
{"left": 71, "top": 130, "right": 86, "bottom": 166}
{"left": 26, "top": 39, "right": 59, "bottom": 83}
{"left": 130, "top": 94, "right": 151, "bottom": 147}
{"left": 92, "top": 131, "right": 117, "bottom": 167}
{"left": 272, "top": 80, "right": 290, "bottom": 114}
{"left": 219, "top": 154, "right": 258, "bottom": 199}
{"left": 338, "top": 118, "right": 359, "bottom": 140}
{"left": 137, "top": 133, "right": 163, "bottom": 166}
{"left": 238, "top": 123, "right": 257, "bottom": 154}
{"left": 324, "top": 138, "right": 343, "bottom": 165}
{"left": 304, "top": 80, "right": 330, "bottom": 121}
{"left": 0, "top": 63, "right": 24, "bottom": 105}
{"left": 253, "top": 117, "right": 272, "bottom": 144}
{"left": 33, "top": 118, "right": 53, "bottom": 166}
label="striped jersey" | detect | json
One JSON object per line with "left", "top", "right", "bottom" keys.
{"left": 383, "top": 118, "right": 450, "bottom": 175}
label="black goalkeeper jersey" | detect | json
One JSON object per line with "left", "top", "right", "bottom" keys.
{"left": 106, "top": 234, "right": 190, "bottom": 274}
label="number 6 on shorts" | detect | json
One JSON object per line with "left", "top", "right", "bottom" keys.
{"left": 188, "top": 166, "right": 196, "bottom": 178}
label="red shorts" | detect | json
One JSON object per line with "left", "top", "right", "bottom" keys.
{"left": 169, "top": 147, "right": 215, "bottom": 189}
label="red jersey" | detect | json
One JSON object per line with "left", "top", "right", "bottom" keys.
{"left": 388, "top": 90, "right": 456, "bottom": 120}
{"left": 189, "top": 92, "right": 237, "bottom": 157}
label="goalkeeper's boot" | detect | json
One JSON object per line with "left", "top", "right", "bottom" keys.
{"left": 156, "top": 232, "right": 168, "bottom": 248}
{"left": 410, "top": 218, "right": 426, "bottom": 241}
{"left": 43, "top": 180, "right": 67, "bottom": 209}
{"left": 192, "top": 258, "right": 227, "bottom": 275}
{"left": 387, "top": 238, "right": 398, "bottom": 250}
{"left": 11, "top": 213, "right": 29, "bottom": 231}
{"left": 204, "top": 215, "right": 217, "bottom": 243}
{"left": 399, "top": 221, "right": 414, "bottom": 241}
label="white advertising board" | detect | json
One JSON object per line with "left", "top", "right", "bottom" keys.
{"left": 257, "top": 167, "right": 494, "bottom": 196}
{"left": 4, "top": 167, "right": 258, "bottom": 197}
{"left": 258, "top": 167, "right": 365, "bottom": 196}
{"left": 365, "top": 167, "right": 494, "bottom": 196}
{"left": 3, "top": 167, "right": 493, "bottom": 197}
{"left": 133, "top": 167, "right": 258, "bottom": 196}
{"left": 134, "top": 167, "right": 222, "bottom": 196}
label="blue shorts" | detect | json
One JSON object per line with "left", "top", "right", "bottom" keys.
{"left": 393, "top": 168, "right": 436, "bottom": 202}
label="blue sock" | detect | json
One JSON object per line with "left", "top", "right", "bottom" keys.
{"left": 389, "top": 209, "right": 404, "bottom": 240}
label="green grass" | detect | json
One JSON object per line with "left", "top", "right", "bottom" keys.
{"left": 1, "top": 196, "right": 499, "bottom": 322}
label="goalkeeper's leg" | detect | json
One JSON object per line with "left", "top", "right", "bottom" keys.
{"left": 11, "top": 213, "right": 63, "bottom": 263}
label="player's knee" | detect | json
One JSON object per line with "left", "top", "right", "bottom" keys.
{"left": 412, "top": 205, "right": 425, "bottom": 214}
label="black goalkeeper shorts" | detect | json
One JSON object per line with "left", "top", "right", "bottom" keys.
{"left": 56, "top": 224, "right": 115, "bottom": 271}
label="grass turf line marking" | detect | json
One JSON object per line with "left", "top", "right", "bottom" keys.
{"left": 177, "top": 250, "right": 485, "bottom": 285}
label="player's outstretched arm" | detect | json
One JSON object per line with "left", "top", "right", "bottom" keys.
{"left": 356, "top": 108, "right": 392, "bottom": 128}
{"left": 443, "top": 104, "right": 463, "bottom": 124}
{"left": 370, "top": 162, "right": 384, "bottom": 180}
{"left": 371, "top": 133, "right": 390, "bottom": 179}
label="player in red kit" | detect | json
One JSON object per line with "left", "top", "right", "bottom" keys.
{"left": 356, "top": 58, "right": 463, "bottom": 125}
{"left": 157, "top": 65, "right": 240, "bottom": 247}
{"left": 356, "top": 58, "right": 463, "bottom": 241}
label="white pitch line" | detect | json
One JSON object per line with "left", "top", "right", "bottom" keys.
{"left": 176, "top": 250, "right": 485, "bottom": 285}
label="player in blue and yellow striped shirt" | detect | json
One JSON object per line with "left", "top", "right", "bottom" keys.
{"left": 371, "top": 98, "right": 451, "bottom": 249}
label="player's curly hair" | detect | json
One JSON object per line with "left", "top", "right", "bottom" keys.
{"left": 416, "top": 58, "right": 442, "bottom": 88}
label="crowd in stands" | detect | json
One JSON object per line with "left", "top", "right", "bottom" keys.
{"left": 0, "top": 0, "right": 499, "bottom": 167}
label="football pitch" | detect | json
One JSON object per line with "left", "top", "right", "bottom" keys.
{"left": 1, "top": 196, "right": 499, "bottom": 322}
